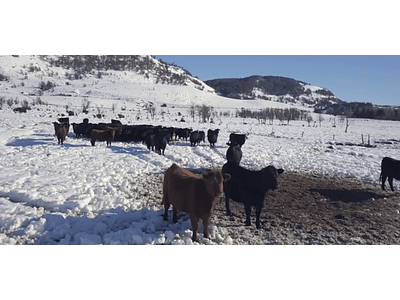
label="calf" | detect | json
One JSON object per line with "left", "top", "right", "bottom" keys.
{"left": 162, "top": 163, "right": 230, "bottom": 241}
{"left": 53, "top": 122, "right": 68, "bottom": 145}
{"left": 90, "top": 127, "right": 121, "bottom": 146}
{"left": 226, "top": 142, "right": 242, "bottom": 165}
{"left": 222, "top": 161, "right": 284, "bottom": 229}
{"left": 227, "top": 133, "right": 247, "bottom": 148}
{"left": 207, "top": 129, "right": 220, "bottom": 148}
{"left": 380, "top": 157, "right": 400, "bottom": 191}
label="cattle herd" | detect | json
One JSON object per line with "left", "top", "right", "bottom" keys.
{"left": 52, "top": 117, "right": 400, "bottom": 242}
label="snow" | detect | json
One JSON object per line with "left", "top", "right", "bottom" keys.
{"left": 1, "top": 55, "right": 400, "bottom": 247}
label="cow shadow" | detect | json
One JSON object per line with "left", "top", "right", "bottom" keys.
{"left": 109, "top": 145, "right": 148, "bottom": 156}
{"left": 6, "top": 133, "right": 88, "bottom": 148}
{"left": 310, "top": 188, "right": 385, "bottom": 203}
{"left": 169, "top": 141, "right": 225, "bottom": 150}
{"left": 7, "top": 136, "right": 54, "bottom": 147}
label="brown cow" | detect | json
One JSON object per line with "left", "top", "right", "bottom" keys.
{"left": 90, "top": 127, "right": 121, "bottom": 146}
{"left": 53, "top": 122, "right": 68, "bottom": 145}
{"left": 162, "top": 163, "right": 230, "bottom": 241}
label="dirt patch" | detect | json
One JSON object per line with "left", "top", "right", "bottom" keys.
{"left": 212, "top": 171, "right": 400, "bottom": 245}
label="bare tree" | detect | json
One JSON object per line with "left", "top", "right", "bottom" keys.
{"left": 111, "top": 103, "right": 117, "bottom": 113}
{"left": 145, "top": 103, "right": 156, "bottom": 120}
{"left": 331, "top": 116, "right": 336, "bottom": 127}
{"left": 82, "top": 98, "right": 90, "bottom": 112}
{"left": 197, "top": 104, "right": 214, "bottom": 123}
{"left": 318, "top": 114, "right": 324, "bottom": 127}
{"left": 189, "top": 103, "right": 197, "bottom": 121}
{"left": 306, "top": 115, "right": 313, "bottom": 127}
{"left": 344, "top": 116, "right": 355, "bottom": 133}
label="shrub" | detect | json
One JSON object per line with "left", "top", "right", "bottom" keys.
{"left": 0, "top": 73, "right": 8, "bottom": 81}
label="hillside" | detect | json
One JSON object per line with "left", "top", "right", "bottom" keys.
{"left": 0, "top": 55, "right": 300, "bottom": 112}
{"left": 1, "top": 55, "right": 399, "bottom": 121}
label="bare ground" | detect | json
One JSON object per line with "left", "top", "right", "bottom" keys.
{"left": 211, "top": 171, "right": 400, "bottom": 245}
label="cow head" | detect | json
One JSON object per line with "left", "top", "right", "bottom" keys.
{"left": 203, "top": 169, "right": 231, "bottom": 195}
{"left": 262, "top": 166, "right": 284, "bottom": 190}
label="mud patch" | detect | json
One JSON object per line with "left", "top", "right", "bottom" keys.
{"left": 212, "top": 171, "right": 400, "bottom": 244}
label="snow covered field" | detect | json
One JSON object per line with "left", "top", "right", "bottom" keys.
{"left": 1, "top": 101, "right": 399, "bottom": 245}
{"left": 1, "top": 55, "right": 400, "bottom": 246}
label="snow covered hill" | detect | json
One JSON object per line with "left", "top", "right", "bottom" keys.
{"left": 205, "top": 75, "right": 342, "bottom": 109}
{"left": 0, "top": 55, "right": 318, "bottom": 113}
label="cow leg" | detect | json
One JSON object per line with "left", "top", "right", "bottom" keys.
{"left": 190, "top": 216, "right": 200, "bottom": 241}
{"left": 381, "top": 174, "right": 387, "bottom": 190}
{"left": 255, "top": 205, "right": 263, "bottom": 229}
{"left": 244, "top": 204, "right": 251, "bottom": 226}
{"left": 225, "top": 195, "right": 232, "bottom": 216}
{"left": 202, "top": 214, "right": 212, "bottom": 239}
{"left": 172, "top": 207, "right": 178, "bottom": 223}
{"left": 389, "top": 177, "right": 395, "bottom": 191}
{"left": 163, "top": 203, "right": 170, "bottom": 221}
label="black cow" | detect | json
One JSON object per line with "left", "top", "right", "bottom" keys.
{"left": 380, "top": 157, "right": 400, "bottom": 191}
{"left": 71, "top": 122, "right": 87, "bottom": 138}
{"left": 222, "top": 161, "right": 284, "bottom": 229}
{"left": 190, "top": 131, "right": 203, "bottom": 147}
{"left": 155, "top": 134, "right": 167, "bottom": 155}
{"left": 145, "top": 133, "right": 156, "bottom": 152}
{"left": 226, "top": 142, "right": 242, "bottom": 165}
{"left": 166, "top": 127, "right": 176, "bottom": 141}
{"left": 135, "top": 125, "right": 155, "bottom": 143}
{"left": 207, "top": 129, "right": 220, "bottom": 148}
{"left": 227, "top": 133, "right": 247, "bottom": 148}
{"left": 145, "top": 132, "right": 167, "bottom": 155}
{"left": 199, "top": 131, "right": 205, "bottom": 143}
{"left": 114, "top": 125, "right": 141, "bottom": 142}
{"left": 174, "top": 128, "right": 190, "bottom": 140}
{"left": 156, "top": 128, "right": 173, "bottom": 144}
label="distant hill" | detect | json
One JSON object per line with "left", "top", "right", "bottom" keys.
{"left": 205, "top": 75, "right": 340, "bottom": 104}
{"left": 205, "top": 75, "right": 400, "bottom": 121}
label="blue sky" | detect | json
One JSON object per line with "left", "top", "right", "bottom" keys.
{"left": 155, "top": 55, "right": 400, "bottom": 106}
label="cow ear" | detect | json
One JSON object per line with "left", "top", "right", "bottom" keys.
{"left": 223, "top": 173, "right": 231, "bottom": 182}
{"left": 277, "top": 169, "right": 284, "bottom": 175}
